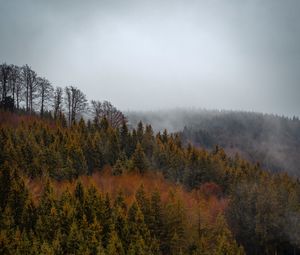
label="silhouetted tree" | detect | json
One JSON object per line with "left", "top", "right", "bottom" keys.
{"left": 7, "top": 65, "right": 21, "bottom": 108}
{"left": 21, "top": 65, "right": 37, "bottom": 113}
{"left": 0, "top": 63, "right": 11, "bottom": 101}
{"left": 91, "top": 100, "right": 126, "bottom": 128}
{"left": 65, "top": 86, "right": 88, "bottom": 125}
{"left": 53, "top": 86, "right": 63, "bottom": 119}
{"left": 36, "top": 77, "right": 53, "bottom": 117}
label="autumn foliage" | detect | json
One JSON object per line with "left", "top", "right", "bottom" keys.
{"left": 0, "top": 111, "right": 300, "bottom": 254}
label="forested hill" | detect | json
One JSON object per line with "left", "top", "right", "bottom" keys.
{"left": 128, "top": 109, "right": 300, "bottom": 177}
{"left": 1, "top": 110, "right": 300, "bottom": 254}
{"left": 1, "top": 63, "right": 300, "bottom": 254}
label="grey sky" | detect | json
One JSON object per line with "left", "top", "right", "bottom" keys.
{"left": 1, "top": 0, "right": 300, "bottom": 116}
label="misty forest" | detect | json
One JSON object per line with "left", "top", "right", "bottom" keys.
{"left": 1, "top": 0, "right": 300, "bottom": 255}
{"left": 0, "top": 63, "right": 300, "bottom": 255}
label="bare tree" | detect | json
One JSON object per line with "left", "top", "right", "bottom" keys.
{"left": 15, "top": 73, "right": 23, "bottom": 110}
{"left": 21, "top": 65, "right": 37, "bottom": 113}
{"left": 53, "top": 86, "right": 63, "bottom": 119}
{"left": 0, "top": 63, "right": 12, "bottom": 101}
{"left": 8, "top": 65, "right": 21, "bottom": 108}
{"left": 36, "top": 77, "right": 53, "bottom": 117}
{"left": 91, "top": 100, "right": 126, "bottom": 128}
{"left": 65, "top": 86, "right": 88, "bottom": 125}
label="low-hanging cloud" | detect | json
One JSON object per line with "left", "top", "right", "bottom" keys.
{"left": 1, "top": 0, "right": 300, "bottom": 116}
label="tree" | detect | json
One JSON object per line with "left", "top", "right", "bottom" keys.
{"left": 65, "top": 138, "right": 88, "bottom": 177}
{"left": 112, "top": 159, "right": 125, "bottom": 176}
{"left": 7, "top": 65, "right": 21, "bottom": 109}
{"left": 131, "top": 143, "right": 148, "bottom": 174}
{"left": 66, "top": 222, "right": 84, "bottom": 254}
{"left": 14, "top": 68, "right": 23, "bottom": 110}
{"left": 127, "top": 202, "right": 152, "bottom": 254}
{"left": 36, "top": 77, "right": 53, "bottom": 117}
{"left": 0, "top": 162, "right": 12, "bottom": 212}
{"left": 91, "top": 100, "right": 126, "bottom": 129}
{"left": 142, "top": 124, "right": 155, "bottom": 158}
{"left": 0, "top": 63, "right": 11, "bottom": 101}
{"left": 149, "top": 189, "right": 164, "bottom": 242}
{"left": 135, "top": 185, "right": 151, "bottom": 226}
{"left": 21, "top": 65, "right": 37, "bottom": 113}
{"left": 53, "top": 87, "right": 63, "bottom": 120}
{"left": 65, "top": 86, "right": 87, "bottom": 125}
{"left": 212, "top": 214, "right": 245, "bottom": 255}
{"left": 0, "top": 96, "right": 14, "bottom": 111}
{"left": 164, "top": 190, "right": 187, "bottom": 254}
{"left": 119, "top": 121, "right": 131, "bottom": 157}
{"left": 107, "top": 230, "right": 125, "bottom": 255}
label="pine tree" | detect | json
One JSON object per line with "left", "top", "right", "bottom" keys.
{"left": 212, "top": 214, "right": 245, "bottom": 255}
{"left": 128, "top": 202, "right": 152, "bottom": 253}
{"left": 75, "top": 180, "right": 85, "bottom": 204}
{"left": 112, "top": 159, "right": 125, "bottom": 176}
{"left": 136, "top": 121, "right": 144, "bottom": 143}
{"left": 149, "top": 189, "right": 164, "bottom": 245}
{"left": 120, "top": 121, "right": 131, "bottom": 158}
{"left": 106, "top": 230, "right": 125, "bottom": 255}
{"left": 113, "top": 192, "right": 129, "bottom": 250}
{"left": 0, "top": 162, "right": 12, "bottom": 211}
{"left": 101, "top": 193, "right": 113, "bottom": 247}
{"left": 40, "top": 241, "right": 55, "bottom": 255}
{"left": 135, "top": 185, "right": 151, "bottom": 226}
{"left": 65, "top": 137, "right": 88, "bottom": 177}
{"left": 127, "top": 235, "right": 148, "bottom": 255}
{"left": 164, "top": 190, "right": 187, "bottom": 254}
{"left": 131, "top": 143, "right": 149, "bottom": 174}
{"left": 66, "top": 222, "right": 84, "bottom": 254}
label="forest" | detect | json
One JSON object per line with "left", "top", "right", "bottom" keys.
{"left": 1, "top": 63, "right": 300, "bottom": 254}
{"left": 128, "top": 109, "right": 300, "bottom": 177}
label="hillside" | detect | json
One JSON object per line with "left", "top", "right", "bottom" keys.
{"left": 128, "top": 109, "right": 300, "bottom": 176}
{"left": 1, "top": 111, "right": 300, "bottom": 254}
{"left": 0, "top": 63, "right": 300, "bottom": 254}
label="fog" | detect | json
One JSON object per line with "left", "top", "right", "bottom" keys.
{"left": 127, "top": 109, "right": 300, "bottom": 177}
{"left": 1, "top": 0, "right": 300, "bottom": 116}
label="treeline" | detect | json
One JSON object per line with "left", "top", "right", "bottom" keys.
{"left": 1, "top": 112, "right": 300, "bottom": 254}
{"left": 0, "top": 63, "right": 125, "bottom": 126}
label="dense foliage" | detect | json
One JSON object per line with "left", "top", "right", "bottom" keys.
{"left": 0, "top": 167, "right": 244, "bottom": 255}
{"left": 1, "top": 111, "right": 300, "bottom": 254}
{"left": 1, "top": 63, "right": 300, "bottom": 254}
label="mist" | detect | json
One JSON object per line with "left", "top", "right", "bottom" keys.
{"left": 127, "top": 109, "right": 300, "bottom": 177}
{"left": 1, "top": 0, "right": 300, "bottom": 116}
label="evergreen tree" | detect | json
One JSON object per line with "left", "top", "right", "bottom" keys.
{"left": 131, "top": 143, "right": 149, "bottom": 174}
{"left": 107, "top": 230, "right": 125, "bottom": 255}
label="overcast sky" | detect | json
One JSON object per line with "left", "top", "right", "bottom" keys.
{"left": 1, "top": 0, "right": 300, "bottom": 116}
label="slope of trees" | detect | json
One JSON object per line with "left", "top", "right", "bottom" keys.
{"left": 128, "top": 109, "right": 300, "bottom": 177}
{"left": 1, "top": 62, "right": 300, "bottom": 254}
{"left": 1, "top": 111, "right": 300, "bottom": 254}
{"left": 0, "top": 166, "right": 245, "bottom": 255}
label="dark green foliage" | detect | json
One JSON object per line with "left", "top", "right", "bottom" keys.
{"left": 1, "top": 111, "right": 300, "bottom": 254}
{"left": 131, "top": 142, "right": 149, "bottom": 174}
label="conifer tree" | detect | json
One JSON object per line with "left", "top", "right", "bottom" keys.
{"left": 135, "top": 185, "right": 151, "bottom": 226}
{"left": 112, "top": 159, "right": 124, "bottom": 176}
{"left": 107, "top": 230, "right": 125, "bottom": 255}
{"left": 101, "top": 193, "right": 113, "bottom": 247}
{"left": 66, "top": 221, "right": 84, "bottom": 254}
{"left": 131, "top": 143, "right": 149, "bottom": 174}
{"left": 120, "top": 121, "right": 131, "bottom": 157}
{"left": 149, "top": 189, "right": 164, "bottom": 244}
